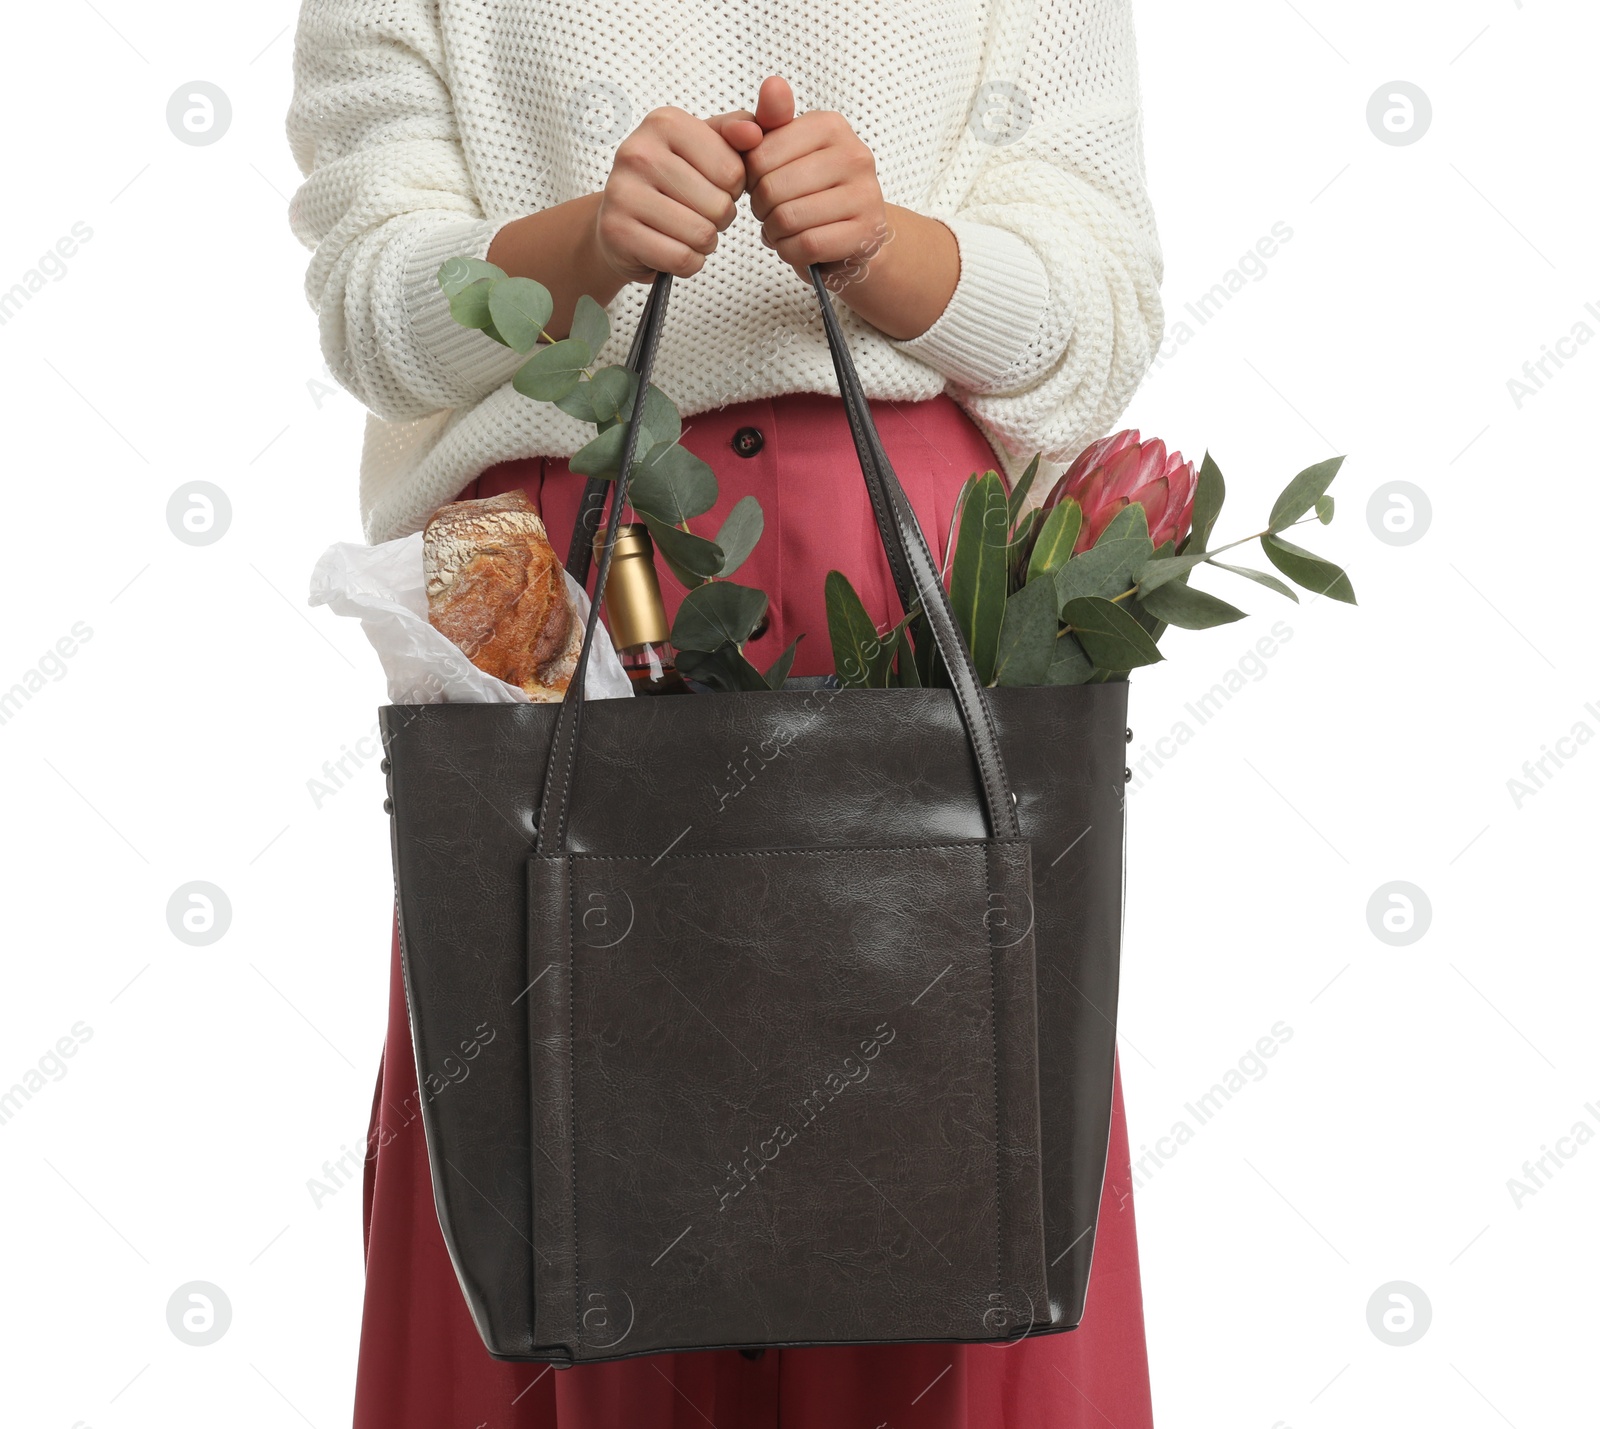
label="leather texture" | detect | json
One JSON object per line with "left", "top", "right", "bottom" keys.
{"left": 382, "top": 268, "right": 1129, "bottom": 1364}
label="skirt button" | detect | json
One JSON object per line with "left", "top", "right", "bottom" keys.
{"left": 732, "top": 426, "right": 765, "bottom": 458}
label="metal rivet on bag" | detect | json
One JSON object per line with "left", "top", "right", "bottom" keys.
{"left": 380, "top": 758, "right": 391, "bottom": 773}
{"left": 1123, "top": 767, "right": 1131, "bottom": 783}
{"left": 383, "top": 797, "right": 394, "bottom": 814}
{"left": 1125, "top": 727, "right": 1133, "bottom": 743}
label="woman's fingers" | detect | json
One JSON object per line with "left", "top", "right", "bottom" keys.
{"left": 596, "top": 106, "right": 750, "bottom": 280}
{"left": 749, "top": 148, "right": 871, "bottom": 231}
{"left": 753, "top": 75, "right": 796, "bottom": 132}
{"left": 706, "top": 109, "right": 765, "bottom": 154}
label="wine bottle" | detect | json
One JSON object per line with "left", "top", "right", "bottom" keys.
{"left": 592, "top": 523, "right": 692, "bottom": 695}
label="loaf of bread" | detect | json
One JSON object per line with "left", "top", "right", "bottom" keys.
{"left": 423, "top": 491, "right": 582, "bottom": 701}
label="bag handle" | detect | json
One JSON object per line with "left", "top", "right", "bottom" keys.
{"left": 538, "top": 266, "right": 1020, "bottom": 854}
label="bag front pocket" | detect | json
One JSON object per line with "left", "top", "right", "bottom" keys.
{"left": 525, "top": 839, "right": 1048, "bottom": 1359}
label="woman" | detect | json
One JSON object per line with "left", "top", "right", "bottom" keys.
{"left": 287, "top": 2, "right": 1164, "bottom": 1424}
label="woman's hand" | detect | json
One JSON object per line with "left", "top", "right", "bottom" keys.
{"left": 740, "top": 76, "right": 959, "bottom": 340}
{"left": 593, "top": 106, "right": 766, "bottom": 282}
{"left": 741, "top": 78, "right": 892, "bottom": 287}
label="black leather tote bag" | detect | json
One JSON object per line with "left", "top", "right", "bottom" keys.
{"left": 379, "top": 267, "right": 1129, "bottom": 1366}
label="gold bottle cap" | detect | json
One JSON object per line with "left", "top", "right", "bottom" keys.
{"left": 594, "top": 522, "right": 670, "bottom": 649}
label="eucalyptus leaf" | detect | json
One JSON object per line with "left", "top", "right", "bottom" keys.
{"left": 1061, "top": 596, "right": 1164, "bottom": 670}
{"left": 671, "top": 580, "right": 768, "bottom": 652}
{"left": 447, "top": 279, "right": 497, "bottom": 333}
{"left": 947, "top": 471, "right": 1010, "bottom": 683}
{"left": 1026, "top": 497, "right": 1082, "bottom": 585}
{"left": 512, "top": 338, "right": 590, "bottom": 402}
{"left": 1137, "top": 540, "right": 1175, "bottom": 644}
{"left": 1132, "top": 549, "right": 1210, "bottom": 596}
{"left": 640, "top": 516, "right": 724, "bottom": 588}
{"left": 825, "top": 569, "right": 889, "bottom": 688}
{"left": 569, "top": 294, "right": 610, "bottom": 361}
{"left": 1315, "top": 494, "right": 1335, "bottom": 524}
{"left": 764, "top": 637, "right": 802, "bottom": 689}
{"left": 1207, "top": 559, "right": 1298, "bottom": 602}
{"left": 714, "top": 496, "right": 764, "bottom": 577}
{"left": 585, "top": 366, "right": 637, "bottom": 428}
{"left": 629, "top": 441, "right": 718, "bottom": 524}
{"left": 1181, "top": 452, "right": 1225, "bottom": 555}
{"left": 569, "top": 422, "right": 628, "bottom": 478}
{"left": 1136, "top": 579, "right": 1248, "bottom": 630}
{"left": 676, "top": 644, "right": 771, "bottom": 693}
{"left": 1054, "top": 504, "right": 1152, "bottom": 606}
{"left": 1043, "top": 631, "right": 1096, "bottom": 685}
{"left": 1005, "top": 452, "right": 1042, "bottom": 525}
{"left": 1267, "top": 456, "right": 1345, "bottom": 533}
{"left": 1260, "top": 534, "right": 1357, "bottom": 603}
{"left": 639, "top": 382, "right": 681, "bottom": 449}
{"left": 437, "top": 257, "right": 506, "bottom": 299}
{"left": 553, "top": 378, "right": 601, "bottom": 424}
{"left": 487, "top": 276, "right": 554, "bottom": 353}
{"left": 993, "top": 576, "right": 1061, "bottom": 686}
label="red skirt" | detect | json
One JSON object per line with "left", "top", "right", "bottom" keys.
{"left": 356, "top": 391, "right": 1153, "bottom": 1428}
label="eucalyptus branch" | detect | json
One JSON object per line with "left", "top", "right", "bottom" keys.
{"left": 1106, "top": 511, "right": 1324, "bottom": 604}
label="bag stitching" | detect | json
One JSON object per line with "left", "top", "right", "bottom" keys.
{"left": 985, "top": 841, "right": 1004, "bottom": 1315}
{"left": 564, "top": 843, "right": 1012, "bottom": 863}
{"left": 566, "top": 867, "right": 580, "bottom": 1352}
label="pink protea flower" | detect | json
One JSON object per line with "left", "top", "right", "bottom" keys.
{"left": 1043, "top": 430, "right": 1198, "bottom": 553}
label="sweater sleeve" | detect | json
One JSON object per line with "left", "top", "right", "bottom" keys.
{"left": 884, "top": 0, "right": 1164, "bottom": 469}
{"left": 284, "top": 0, "right": 529, "bottom": 423}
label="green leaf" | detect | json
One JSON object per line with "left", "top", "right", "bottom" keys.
{"left": 1136, "top": 579, "right": 1248, "bottom": 630}
{"left": 993, "top": 576, "right": 1061, "bottom": 686}
{"left": 487, "top": 276, "right": 554, "bottom": 353}
{"left": 1138, "top": 539, "right": 1175, "bottom": 644}
{"left": 947, "top": 471, "right": 1010, "bottom": 683}
{"left": 512, "top": 338, "right": 591, "bottom": 402}
{"left": 671, "top": 580, "right": 768, "bottom": 653}
{"left": 1008, "top": 507, "right": 1039, "bottom": 588}
{"left": 942, "top": 472, "right": 979, "bottom": 581}
{"left": 639, "top": 382, "right": 681, "bottom": 449}
{"left": 569, "top": 422, "right": 628, "bottom": 479}
{"left": 825, "top": 570, "right": 890, "bottom": 688}
{"left": 447, "top": 278, "right": 498, "bottom": 333}
{"left": 629, "top": 441, "right": 718, "bottom": 525}
{"left": 1315, "top": 494, "right": 1335, "bottom": 524}
{"left": 1055, "top": 504, "right": 1152, "bottom": 606}
{"left": 1026, "top": 497, "right": 1082, "bottom": 585}
{"left": 585, "top": 366, "right": 638, "bottom": 428}
{"left": 1043, "top": 631, "right": 1096, "bottom": 685}
{"left": 1181, "top": 452, "right": 1225, "bottom": 555}
{"left": 764, "top": 636, "right": 802, "bottom": 689}
{"left": 640, "top": 517, "right": 725, "bottom": 589}
{"left": 1260, "top": 535, "right": 1356, "bottom": 603}
{"left": 1005, "top": 452, "right": 1043, "bottom": 525}
{"left": 1207, "top": 559, "right": 1299, "bottom": 602}
{"left": 892, "top": 624, "right": 921, "bottom": 687}
{"left": 1268, "top": 456, "right": 1345, "bottom": 533}
{"left": 569, "top": 294, "right": 610, "bottom": 360}
{"left": 1061, "top": 596, "right": 1164, "bottom": 670}
{"left": 437, "top": 256, "right": 506, "bottom": 299}
{"left": 676, "top": 643, "right": 771, "bottom": 693}
{"left": 713, "top": 496, "right": 764, "bottom": 577}
{"left": 1133, "top": 549, "right": 1211, "bottom": 596}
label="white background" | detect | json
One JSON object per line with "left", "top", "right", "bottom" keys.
{"left": 0, "top": 1, "right": 1594, "bottom": 1425}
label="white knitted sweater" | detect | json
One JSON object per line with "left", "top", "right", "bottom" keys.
{"left": 285, "top": 0, "right": 1164, "bottom": 544}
